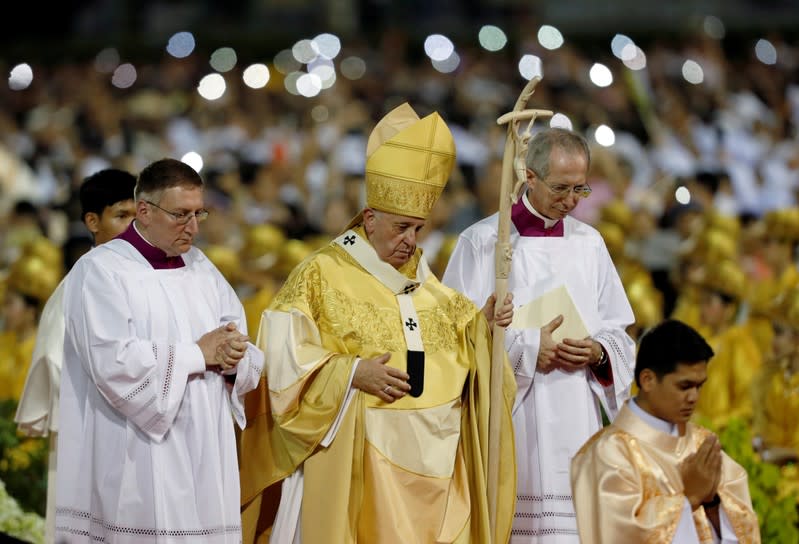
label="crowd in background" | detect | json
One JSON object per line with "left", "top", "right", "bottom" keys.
{"left": 1, "top": 21, "right": 798, "bottom": 535}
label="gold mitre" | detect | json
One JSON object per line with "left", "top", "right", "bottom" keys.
{"left": 347, "top": 103, "right": 455, "bottom": 229}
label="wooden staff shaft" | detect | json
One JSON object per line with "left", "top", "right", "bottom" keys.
{"left": 486, "top": 131, "right": 517, "bottom": 537}
{"left": 487, "top": 74, "right": 552, "bottom": 539}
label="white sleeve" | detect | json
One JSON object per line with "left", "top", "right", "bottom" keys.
{"left": 671, "top": 499, "right": 702, "bottom": 543}
{"left": 270, "top": 467, "right": 304, "bottom": 544}
{"left": 64, "top": 261, "right": 206, "bottom": 442}
{"left": 213, "top": 270, "right": 266, "bottom": 429}
{"left": 716, "top": 505, "right": 740, "bottom": 543}
{"left": 504, "top": 327, "right": 540, "bottom": 414}
{"left": 670, "top": 499, "right": 738, "bottom": 544}
{"left": 441, "top": 233, "right": 494, "bottom": 311}
{"left": 588, "top": 240, "right": 636, "bottom": 421}
{"left": 320, "top": 359, "right": 361, "bottom": 447}
{"left": 229, "top": 343, "right": 264, "bottom": 429}
{"left": 15, "top": 281, "right": 66, "bottom": 435}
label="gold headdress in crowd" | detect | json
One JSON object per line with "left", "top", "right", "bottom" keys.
{"left": 346, "top": 103, "right": 456, "bottom": 229}
{"left": 703, "top": 210, "right": 741, "bottom": 239}
{"left": 683, "top": 228, "right": 738, "bottom": 264}
{"left": 698, "top": 258, "right": 746, "bottom": 300}
{"left": 625, "top": 278, "right": 664, "bottom": 331}
{"left": 205, "top": 245, "right": 241, "bottom": 284}
{"left": 275, "top": 239, "right": 313, "bottom": 279}
{"left": 598, "top": 200, "right": 633, "bottom": 232}
{"left": 595, "top": 221, "right": 625, "bottom": 260}
{"left": 21, "top": 236, "right": 64, "bottom": 276}
{"left": 6, "top": 254, "right": 60, "bottom": 309}
{"left": 763, "top": 207, "right": 799, "bottom": 242}
{"left": 242, "top": 224, "right": 286, "bottom": 270}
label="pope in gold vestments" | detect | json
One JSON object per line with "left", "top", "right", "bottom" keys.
{"left": 239, "top": 104, "right": 516, "bottom": 543}
{"left": 570, "top": 403, "right": 759, "bottom": 543}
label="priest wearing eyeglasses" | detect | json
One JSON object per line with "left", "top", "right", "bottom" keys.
{"left": 55, "top": 158, "right": 264, "bottom": 543}
{"left": 443, "top": 127, "right": 636, "bottom": 542}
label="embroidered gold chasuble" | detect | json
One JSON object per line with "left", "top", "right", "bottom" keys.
{"left": 570, "top": 403, "right": 760, "bottom": 543}
{"left": 240, "top": 229, "right": 516, "bottom": 544}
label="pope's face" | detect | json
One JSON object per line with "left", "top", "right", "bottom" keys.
{"left": 137, "top": 186, "right": 204, "bottom": 256}
{"left": 640, "top": 362, "right": 708, "bottom": 424}
{"left": 364, "top": 209, "right": 425, "bottom": 269}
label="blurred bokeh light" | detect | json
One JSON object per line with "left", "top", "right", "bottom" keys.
{"left": 242, "top": 63, "right": 270, "bottom": 89}
{"left": 538, "top": 25, "right": 564, "bottom": 50}
{"left": 681, "top": 60, "right": 704, "bottom": 84}
{"left": 589, "top": 63, "right": 613, "bottom": 87}
{"left": 424, "top": 34, "right": 455, "bottom": 62}
{"left": 111, "top": 63, "right": 137, "bottom": 89}
{"left": 210, "top": 48, "right": 237, "bottom": 73}
{"left": 340, "top": 56, "right": 366, "bottom": 80}
{"left": 197, "top": 73, "right": 226, "bottom": 100}
{"left": 166, "top": 32, "right": 196, "bottom": 58}
{"left": 478, "top": 25, "right": 507, "bottom": 52}
{"left": 8, "top": 63, "right": 33, "bottom": 90}
{"left": 518, "top": 55, "right": 542, "bottom": 80}
{"left": 94, "top": 48, "right": 120, "bottom": 73}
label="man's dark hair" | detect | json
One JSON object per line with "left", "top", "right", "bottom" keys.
{"left": 634, "top": 319, "right": 714, "bottom": 387}
{"left": 134, "top": 158, "right": 203, "bottom": 202}
{"left": 13, "top": 200, "right": 38, "bottom": 218}
{"left": 79, "top": 168, "right": 137, "bottom": 220}
{"left": 695, "top": 170, "right": 721, "bottom": 194}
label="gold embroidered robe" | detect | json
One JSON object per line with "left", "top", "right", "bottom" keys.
{"left": 0, "top": 330, "right": 36, "bottom": 401}
{"left": 669, "top": 286, "right": 702, "bottom": 330}
{"left": 757, "top": 367, "right": 799, "bottom": 453}
{"left": 693, "top": 324, "right": 762, "bottom": 427}
{"left": 239, "top": 234, "right": 516, "bottom": 544}
{"left": 570, "top": 404, "right": 760, "bottom": 543}
{"left": 746, "top": 266, "right": 799, "bottom": 356}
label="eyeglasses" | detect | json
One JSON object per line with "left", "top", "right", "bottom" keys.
{"left": 533, "top": 172, "right": 592, "bottom": 199}
{"left": 145, "top": 200, "right": 209, "bottom": 225}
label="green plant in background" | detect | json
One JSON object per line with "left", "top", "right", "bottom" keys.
{"left": 714, "top": 417, "right": 799, "bottom": 543}
{"left": 0, "top": 479, "right": 44, "bottom": 544}
{"left": 0, "top": 399, "right": 47, "bottom": 518}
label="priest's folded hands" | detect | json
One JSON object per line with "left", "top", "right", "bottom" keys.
{"left": 680, "top": 433, "right": 723, "bottom": 509}
{"left": 199, "top": 321, "right": 250, "bottom": 371}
